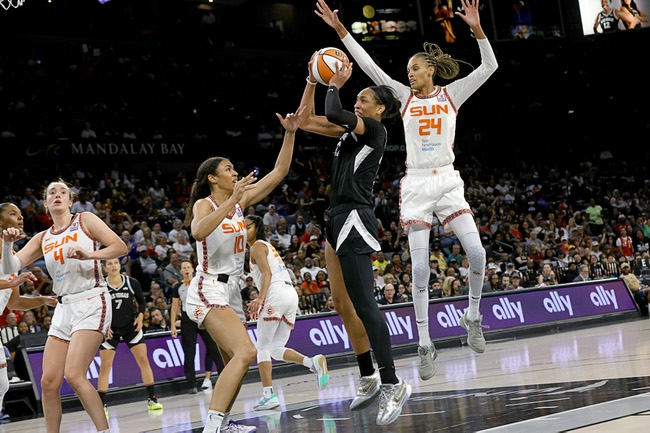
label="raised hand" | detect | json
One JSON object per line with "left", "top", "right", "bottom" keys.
{"left": 328, "top": 62, "right": 353, "bottom": 89}
{"left": 315, "top": 0, "right": 342, "bottom": 29}
{"left": 232, "top": 172, "right": 257, "bottom": 204}
{"left": 275, "top": 106, "right": 306, "bottom": 133}
{"left": 3, "top": 227, "right": 25, "bottom": 243}
{"left": 456, "top": 0, "right": 481, "bottom": 28}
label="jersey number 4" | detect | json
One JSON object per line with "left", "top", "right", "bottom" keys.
{"left": 53, "top": 248, "right": 66, "bottom": 265}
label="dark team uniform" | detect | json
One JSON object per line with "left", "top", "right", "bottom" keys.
{"left": 596, "top": 10, "right": 620, "bottom": 33}
{"left": 325, "top": 118, "right": 385, "bottom": 257}
{"left": 101, "top": 275, "right": 146, "bottom": 350}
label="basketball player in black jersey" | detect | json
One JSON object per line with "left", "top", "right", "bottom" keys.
{"left": 297, "top": 57, "right": 411, "bottom": 426}
{"left": 98, "top": 258, "right": 163, "bottom": 416}
{"left": 593, "top": 0, "right": 622, "bottom": 33}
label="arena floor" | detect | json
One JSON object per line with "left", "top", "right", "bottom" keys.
{"left": 4, "top": 317, "right": 650, "bottom": 433}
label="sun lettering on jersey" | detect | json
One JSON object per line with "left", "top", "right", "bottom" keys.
{"left": 43, "top": 233, "right": 78, "bottom": 265}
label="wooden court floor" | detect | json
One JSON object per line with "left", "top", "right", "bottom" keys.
{"left": 4, "top": 316, "right": 650, "bottom": 433}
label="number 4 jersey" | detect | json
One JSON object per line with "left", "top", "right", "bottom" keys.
{"left": 42, "top": 212, "right": 106, "bottom": 297}
{"left": 196, "top": 196, "right": 246, "bottom": 277}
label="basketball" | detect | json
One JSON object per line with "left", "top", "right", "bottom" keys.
{"left": 311, "top": 47, "right": 351, "bottom": 85}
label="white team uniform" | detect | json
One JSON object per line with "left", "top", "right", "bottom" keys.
{"left": 0, "top": 286, "right": 12, "bottom": 367}
{"left": 249, "top": 240, "right": 298, "bottom": 328}
{"left": 185, "top": 197, "right": 247, "bottom": 327}
{"left": 341, "top": 34, "right": 498, "bottom": 230}
{"left": 42, "top": 213, "right": 111, "bottom": 341}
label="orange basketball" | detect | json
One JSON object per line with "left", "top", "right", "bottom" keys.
{"left": 311, "top": 47, "right": 351, "bottom": 85}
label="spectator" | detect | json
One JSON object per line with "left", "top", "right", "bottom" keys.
{"left": 378, "top": 283, "right": 401, "bottom": 305}
{"left": 137, "top": 245, "right": 159, "bottom": 280}
{"left": 508, "top": 273, "right": 524, "bottom": 290}
{"left": 4, "top": 321, "right": 30, "bottom": 359}
{"left": 482, "top": 273, "right": 501, "bottom": 293}
{"left": 262, "top": 204, "right": 281, "bottom": 231}
{"left": 172, "top": 233, "right": 194, "bottom": 261}
{"left": 162, "top": 253, "right": 183, "bottom": 287}
{"left": 373, "top": 266, "right": 385, "bottom": 290}
{"left": 275, "top": 224, "right": 292, "bottom": 250}
{"left": 299, "top": 258, "right": 321, "bottom": 280}
{"left": 620, "top": 262, "right": 650, "bottom": 313}
{"left": 300, "top": 272, "right": 319, "bottom": 296}
{"left": 22, "top": 310, "right": 42, "bottom": 333}
{"left": 71, "top": 190, "right": 97, "bottom": 214}
{"left": 0, "top": 312, "right": 19, "bottom": 345}
{"left": 147, "top": 307, "right": 169, "bottom": 332}
{"left": 168, "top": 219, "right": 189, "bottom": 244}
{"left": 573, "top": 264, "right": 591, "bottom": 282}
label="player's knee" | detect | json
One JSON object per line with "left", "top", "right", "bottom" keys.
{"left": 270, "top": 347, "right": 286, "bottom": 361}
{"left": 0, "top": 375, "right": 8, "bottom": 399}
{"left": 466, "top": 244, "right": 486, "bottom": 271}
{"left": 240, "top": 344, "right": 257, "bottom": 365}
{"left": 412, "top": 261, "right": 430, "bottom": 285}
{"left": 257, "top": 347, "right": 271, "bottom": 364}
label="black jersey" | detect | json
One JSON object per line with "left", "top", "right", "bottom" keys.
{"left": 597, "top": 10, "right": 619, "bottom": 32}
{"left": 330, "top": 117, "right": 386, "bottom": 209}
{"left": 107, "top": 275, "right": 146, "bottom": 329}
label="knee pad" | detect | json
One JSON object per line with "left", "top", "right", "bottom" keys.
{"left": 257, "top": 347, "right": 271, "bottom": 364}
{"left": 270, "top": 346, "right": 287, "bottom": 362}
{"left": 412, "top": 261, "right": 430, "bottom": 289}
{"left": 465, "top": 244, "right": 486, "bottom": 274}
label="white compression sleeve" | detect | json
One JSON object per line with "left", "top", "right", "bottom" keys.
{"left": 1, "top": 242, "right": 21, "bottom": 275}
{"left": 408, "top": 226, "right": 433, "bottom": 346}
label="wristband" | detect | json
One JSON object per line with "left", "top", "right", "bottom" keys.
{"left": 306, "top": 77, "right": 317, "bottom": 86}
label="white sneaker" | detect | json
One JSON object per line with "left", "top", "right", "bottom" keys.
{"left": 459, "top": 311, "right": 487, "bottom": 353}
{"left": 311, "top": 354, "right": 330, "bottom": 390}
{"left": 417, "top": 343, "right": 437, "bottom": 380}
{"left": 253, "top": 394, "right": 280, "bottom": 411}
{"left": 219, "top": 419, "right": 257, "bottom": 432}
{"left": 201, "top": 378, "right": 213, "bottom": 390}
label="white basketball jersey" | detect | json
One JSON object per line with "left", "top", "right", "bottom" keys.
{"left": 0, "top": 248, "right": 18, "bottom": 314}
{"left": 42, "top": 213, "right": 106, "bottom": 296}
{"left": 249, "top": 240, "right": 292, "bottom": 291}
{"left": 401, "top": 88, "right": 457, "bottom": 170}
{"left": 196, "top": 197, "right": 246, "bottom": 276}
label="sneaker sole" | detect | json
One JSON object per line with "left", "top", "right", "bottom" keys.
{"left": 254, "top": 402, "right": 280, "bottom": 411}
{"left": 460, "top": 317, "right": 486, "bottom": 354}
{"left": 314, "top": 355, "right": 330, "bottom": 390}
{"left": 349, "top": 387, "right": 380, "bottom": 411}
{"left": 376, "top": 383, "right": 412, "bottom": 426}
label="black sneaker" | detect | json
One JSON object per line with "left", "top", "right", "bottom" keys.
{"left": 188, "top": 386, "right": 198, "bottom": 395}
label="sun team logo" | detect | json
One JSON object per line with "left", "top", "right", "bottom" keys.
{"left": 70, "top": 222, "right": 79, "bottom": 232}
{"left": 193, "top": 306, "right": 203, "bottom": 320}
{"left": 265, "top": 305, "right": 275, "bottom": 316}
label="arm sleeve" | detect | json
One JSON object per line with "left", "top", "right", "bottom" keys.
{"left": 446, "top": 38, "right": 498, "bottom": 107}
{"left": 130, "top": 277, "right": 146, "bottom": 315}
{"left": 1, "top": 243, "right": 22, "bottom": 275}
{"left": 325, "top": 86, "right": 359, "bottom": 129}
{"left": 340, "top": 33, "right": 411, "bottom": 102}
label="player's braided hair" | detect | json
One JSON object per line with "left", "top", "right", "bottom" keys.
{"left": 412, "top": 42, "right": 474, "bottom": 82}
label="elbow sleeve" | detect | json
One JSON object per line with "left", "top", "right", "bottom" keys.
{"left": 325, "top": 86, "right": 358, "bottom": 129}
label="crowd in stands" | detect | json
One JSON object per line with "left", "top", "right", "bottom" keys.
{"left": 3, "top": 147, "right": 650, "bottom": 349}
{"left": 1, "top": 1, "right": 649, "bottom": 352}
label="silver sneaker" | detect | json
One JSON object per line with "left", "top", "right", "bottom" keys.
{"left": 376, "top": 377, "right": 412, "bottom": 426}
{"left": 349, "top": 371, "right": 380, "bottom": 410}
{"left": 417, "top": 343, "right": 438, "bottom": 380}
{"left": 459, "top": 311, "right": 487, "bottom": 353}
